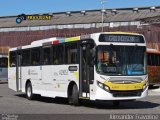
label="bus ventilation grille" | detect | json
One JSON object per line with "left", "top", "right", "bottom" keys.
{"left": 110, "top": 90, "right": 142, "bottom": 97}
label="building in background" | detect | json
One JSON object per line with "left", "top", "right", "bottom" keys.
{"left": 0, "top": 6, "right": 160, "bottom": 54}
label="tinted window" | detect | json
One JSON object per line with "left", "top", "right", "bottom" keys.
{"left": 158, "top": 55, "right": 160, "bottom": 66}
{"left": 147, "top": 54, "right": 152, "bottom": 65}
{"left": 147, "top": 53, "right": 160, "bottom": 66}
{"left": 31, "top": 48, "right": 40, "bottom": 65}
{"left": 65, "top": 43, "right": 78, "bottom": 64}
{"left": 154, "top": 54, "right": 158, "bottom": 66}
{"left": 52, "top": 45, "right": 64, "bottom": 65}
{"left": 96, "top": 46, "right": 146, "bottom": 75}
{"left": 10, "top": 51, "right": 16, "bottom": 67}
{"left": 22, "top": 50, "right": 30, "bottom": 66}
{"left": 43, "top": 47, "right": 51, "bottom": 65}
{"left": 0, "top": 57, "right": 8, "bottom": 67}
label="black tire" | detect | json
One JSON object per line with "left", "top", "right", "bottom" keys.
{"left": 113, "top": 101, "right": 120, "bottom": 106}
{"left": 68, "top": 84, "right": 79, "bottom": 106}
{"left": 26, "top": 82, "right": 34, "bottom": 100}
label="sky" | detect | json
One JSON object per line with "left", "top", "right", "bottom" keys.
{"left": 0, "top": 0, "right": 159, "bottom": 16}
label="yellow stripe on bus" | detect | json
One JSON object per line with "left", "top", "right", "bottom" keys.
{"left": 8, "top": 51, "right": 10, "bottom": 68}
{"left": 105, "top": 32, "right": 140, "bottom": 35}
{"left": 65, "top": 36, "right": 80, "bottom": 42}
{"left": 14, "top": 73, "right": 16, "bottom": 80}
{"left": 74, "top": 71, "right": 79, "bottom": 80}
{"left": 104, "top": 80, "right": 147, "bottom": 91}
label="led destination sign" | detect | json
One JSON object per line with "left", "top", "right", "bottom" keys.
{"left": 99, "top": 34, "right": 145, "bottom": 43}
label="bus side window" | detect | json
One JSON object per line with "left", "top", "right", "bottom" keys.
{"left": 65, "top": 43, "right": 78, "bottom": 64}
{"left": 0, "top": 57, "right": 8, "bottom": 67}
{"left": 10, "top": 51, "right": 16, "bottom": 67}
{"left": 31, "top": 48, "right": 40, "bottom": 66}
{"left": 158, "top": 55, "right": 160, "bottom": 66}
{"left": 43, "top": 47, "right": 51, "bottom": 65}
{"left": 152, "top": 54, "right": 157, "bottom": 66}
{"left": 52, "top": 45, "right": 64, "bottom": 65}
{"left": 52, "top": 46, "right": 58, "bottom": 65}
{"left": 155, "top": 54, "right": 158, "bottom": 66}
{"left": 22, "top": 50, "right": 30, "bottom": 66}
{"left": 147, "top": 54, "right": 151, "bottom": 65}
{"left": 148, "top": 54, "right": 154, "bottom": 66}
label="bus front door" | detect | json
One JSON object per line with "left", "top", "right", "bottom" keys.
{"left": 80, "top": 44, "right": 90, "bottom": 98}
{"left": 16, "top": 53, "right": 22, "bottom": 92}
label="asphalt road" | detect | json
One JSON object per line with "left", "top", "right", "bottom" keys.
{"left": 0, "top": 83, "right": 160, "bottom": 115}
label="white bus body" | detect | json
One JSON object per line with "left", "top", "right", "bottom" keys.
{"left": 8, "top": 32, "right": 148, "bottom": 105}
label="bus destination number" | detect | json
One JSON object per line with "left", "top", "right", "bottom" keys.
{"left": 59, "top": 70, "right": 68, "bottom": 75}
{"left": 107, "top": 67, "right": 117, "bottom": 72}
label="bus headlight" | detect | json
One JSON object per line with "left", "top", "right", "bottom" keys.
{"left": 97, "top": 81, "right": 110, "bottom": 92}
{"left": 143, "top": 81, "right": 148, "bottom": 91}
{"left": 104, "top": 85, "right": 110, "bottom": 91}
{"left": 97, "top": 81, "right": 103, "bottom": 88}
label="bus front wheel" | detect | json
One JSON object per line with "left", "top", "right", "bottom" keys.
{"left": 68, "top": 84, "right": 79, "bottom": 106}
{"left": 26, "top": 82, "right": 34, "bottom": 100}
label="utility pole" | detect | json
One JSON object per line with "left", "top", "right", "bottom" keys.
{"left": 100, "top": 0, "right": 106, "bottom": 32}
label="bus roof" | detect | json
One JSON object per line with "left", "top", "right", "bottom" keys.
{"left": 35, "top": 31, "right": 143, "bottom": 45}
{"left": 105, "top": 32, "right": 142, "bottom": 36}
{"left": 9, "top": 32, "right": 144, "bottom": 51}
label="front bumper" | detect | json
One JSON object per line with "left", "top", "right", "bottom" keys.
{"left": 95, "top": 86, "right": 148, "bottom": 101}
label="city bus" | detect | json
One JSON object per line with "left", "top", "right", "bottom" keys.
{"left": 0, "top": 55, "right": 8, "bottom": 81}
{"left": 8, "top": 32, "right": 148, "bottom": 106}
{"left": 147, "top": 48, "right": 160, "bottom": 86}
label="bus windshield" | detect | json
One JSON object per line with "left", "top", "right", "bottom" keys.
{"left": 96, "top": 45, "right": 147, "bottom": 76}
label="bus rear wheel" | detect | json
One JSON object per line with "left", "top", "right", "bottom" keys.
{"left": 68, "top": 84, "right": 79, "bottom": 106}
{"left": 26, "top": 82, "right": 34, "bottom": 100}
